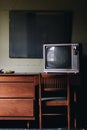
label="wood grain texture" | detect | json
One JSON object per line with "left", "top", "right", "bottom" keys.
{"left": 0, "top": 83, "right": 35, "bottom": 98}
{"left": 0, "top": 74, "right": 39, "bottom": 120}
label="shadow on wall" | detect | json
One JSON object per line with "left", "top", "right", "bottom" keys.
{"left": 78, "top": 54, "right": 87, "bottom": 128}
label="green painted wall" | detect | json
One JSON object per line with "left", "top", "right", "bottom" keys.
{"left": 0, "top": 0, "right": 87, "bottom": 72}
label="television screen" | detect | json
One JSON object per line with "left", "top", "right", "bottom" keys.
{"left": 45, "top": 46, "right": 71, "bottom": 69}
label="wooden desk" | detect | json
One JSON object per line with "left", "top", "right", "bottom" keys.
{"left": 0, "top": 73, "right": 39, "bottom": 128}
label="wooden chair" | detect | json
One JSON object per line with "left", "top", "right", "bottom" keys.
{"left": 39, "top": 73, "right": 71, "bottom": 130}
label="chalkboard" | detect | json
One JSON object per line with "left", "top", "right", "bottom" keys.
{"left": 9, "top": 11, "right": 72, "bottom": 58}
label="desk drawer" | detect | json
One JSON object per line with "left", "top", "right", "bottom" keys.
{"left": 0, "top": 76, "right": 34, "bottom": 82}
{"left": 0, "top": 99, "right": 34, "bottom": 117}
{"left": 0, "top": 83, "right": 35, "bottom": 98}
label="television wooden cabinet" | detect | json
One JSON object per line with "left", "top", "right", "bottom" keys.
{"left": 0, "top": 73, "right": 39, "bottom": 128}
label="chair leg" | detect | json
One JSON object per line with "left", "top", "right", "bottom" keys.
{"left": 39, "top": 114, "right": 42, "bottom": 130}
{"left": 39, "top": 100, "right": 42, "bottom": 130}
{"left": 74, "top": 118, "right": 76, "bottom": 128}
{"left": 67, "top": 103, "right": 70, "bottom": 130}
{"left": 74, "top": 90, "right": 77, "bottom": 128}
{"left": 39, "top": 74, "right": 42, "bottom": 130}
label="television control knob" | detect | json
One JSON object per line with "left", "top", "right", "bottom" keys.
{"left": 73, "top": 45, "right": 79, "bottom": 55}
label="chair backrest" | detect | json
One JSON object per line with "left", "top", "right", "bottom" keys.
{"left": 42, "top": 75, "right": 69, "bottom": 91}
{"left": 41, "top": 74, "right": 70, "bottom": 101}
{"left": 43, "top": 75, "right": 67, "bottom": 89}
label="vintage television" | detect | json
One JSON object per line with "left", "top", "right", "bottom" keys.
{"left": 43, "top": 43, "right": 80, "bottom": 73}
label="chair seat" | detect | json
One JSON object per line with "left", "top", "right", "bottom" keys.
{"left": 41, "top": 97, "right": 67, "bottom": 101}
{"left": 41, "top": 97, "right": 68, "bottom": 106}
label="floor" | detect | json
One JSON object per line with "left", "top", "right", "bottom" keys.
{"left": 0, "top": 128, "right": 87, "bottom": 130}
{"left": 0, "top": 120, "right": 86, "bottom": 130}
